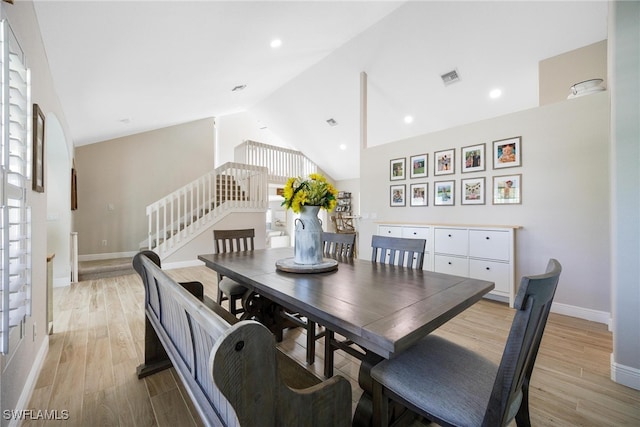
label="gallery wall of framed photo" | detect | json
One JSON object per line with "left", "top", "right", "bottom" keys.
{"left": 389, "top": 136, "right": 522, "bottom": 207}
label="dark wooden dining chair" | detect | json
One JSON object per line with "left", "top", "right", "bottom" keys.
{"left": 371, "top": 235, "right": 426, "bottom": 269}
{"left": 324, "top": 234, "right": 427, "bottom": 377}
{"left": 281, "top": 232, "right": 357, "bottom": 365}
{"left": 322, "top": 231, "right": 356, "bottom": 258}
{"left": 370, "top": 259, "right": 562, "bottom": 427}
{"left": 213, "top": 228, "right": 255, "bottom": 316}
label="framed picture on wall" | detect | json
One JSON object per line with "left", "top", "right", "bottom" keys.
{"left": 410, "top": 183, "right": 428, "bottom": 206}
{"left": 390, "top": 157, "right": 406, "bottom": 180}
{"left": 493, "top": 136, "right": 522, "bottom": 169}
{"left": 434, "top": 180, "right": 455, "bottom": 206}
{"left": 461, "top": 177, "right": 485, "bottom": 205}
{"left": 409, "top": 154, "right": 428, "bottom": 178}
{"left": 461, "top": 143, "right": 485, "bottom": 173}
{"left": 434, "top": 148, "right": 455, "bottom": 175}
{"left": 493, "top": 174, "right": 522, "bottom": 204}
{"left": 32, "top": 104, "right": 45, "bottom": 193}
{"left": 390, "top": 184, "right": 406, "bottom": 207}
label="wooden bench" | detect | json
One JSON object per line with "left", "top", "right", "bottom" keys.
{"left": 132, "top": 251, "right": 352, "bottom": 427}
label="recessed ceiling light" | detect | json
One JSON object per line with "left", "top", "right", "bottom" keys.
{"left": 490, "top": 88, "right": 502, "bottom": 99}
{"left": 339, "top": 144, "right": 347, "bottom": 150}
{"left": 231, "top": 84, "right": 247, "bottom": 92}
{"left": 270, "top": 39, "right": 282, "bottom": 48}
{"left": 404, "top": 115, "right": 414, "bottom": 124}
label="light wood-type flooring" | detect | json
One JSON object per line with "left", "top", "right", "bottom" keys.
{"left": 23, "top": 265, "right": 640, "bottom": 426}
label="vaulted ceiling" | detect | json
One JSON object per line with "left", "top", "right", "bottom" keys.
{"left": 33, "top": 1, "right": 608, "bottom": 181}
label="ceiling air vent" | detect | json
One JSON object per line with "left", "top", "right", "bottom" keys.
{"left": 440, "top": 69, "right": 460, "bottom": 86}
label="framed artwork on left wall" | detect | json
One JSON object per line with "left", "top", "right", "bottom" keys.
{"left": 32, "top": 104, "right": 45, "bottom": 193}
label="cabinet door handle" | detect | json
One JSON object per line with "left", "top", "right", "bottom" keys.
{"left": 485, "top": 267, "right": 490, "bottom": 270}
{"left": 448, "top": 234, "right": 452, "bottom": 238}
{"left": 448, "top": 261, "right": 452, "bottom": 265}
{"left": 485, "top": 236, "right": 490, "bottom": 240}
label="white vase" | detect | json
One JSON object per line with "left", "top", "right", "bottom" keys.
{"left": 294, "top": 205, "right": 323, "bottom": 265}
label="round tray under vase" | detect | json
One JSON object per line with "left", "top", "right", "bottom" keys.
{"left": 275, "top": 257, "right": 338, "bottom": 274}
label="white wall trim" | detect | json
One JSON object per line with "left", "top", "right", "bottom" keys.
{"left": 8, "top": 336, "right": 49, "bottom": 427}
{"left": 78, "top": 251, "right": 138, "bottom": 262}
{"left": 551, "top": 302, "right": 610, "bottom": 326}
{"left": 611, "top": 354, "right": 640, "bottom": 391}
{"left": 162, "top": 259, "right": 205, "bottom": 270}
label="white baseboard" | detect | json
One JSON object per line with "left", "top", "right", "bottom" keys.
{"left": 9, "top": 336, "right": 49, "bottom": 427}
{"left": 78, "top": 251, "right": 138, "bottom": 262}
{"left": 611, "top": 354, "right": 640, "bottom": 391}
{"left": 162, "top": 259, "right": 205, "bottom": 270}
{"left": 550, "top": 301, "right": 611, "bottom": 326}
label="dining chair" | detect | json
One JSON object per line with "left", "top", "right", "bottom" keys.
{"left": 371, "top": 235, "right": 426, "bottom": 269}
{"left": 213, "top": 228, "right": 255, "bottom": 316}
{"left": 323, "top": 234, "right": 427, "bottom": 377}
{"left": 281, "top": 232, "right": 357, "bottom": 365}
{"left": 322, "top": 231, "right": 356, "bottom": 258}
{"left": 370, "top": 258, "right": 562, "bottom": 427}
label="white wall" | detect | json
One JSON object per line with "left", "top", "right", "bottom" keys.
{"left": 609, "top": 0, "right": 640, "bottom": 390}
{"left": 360, "top": 92, "right": 610, "bottom": 319}
{"left": 46, "top": 114, "right": 72, "bottom": 286}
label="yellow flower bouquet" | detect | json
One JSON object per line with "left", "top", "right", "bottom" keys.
{"left": 281, "top": 173, "right": 338, "bottom": 213}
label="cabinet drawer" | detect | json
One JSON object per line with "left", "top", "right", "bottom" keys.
{"left": 402, "top": 226, "right": 429, "bottom": 240}
{"left": 469, "top": 230, "right": 510, "bottom": 261}
{"left": 469, "top": 259, "right": 510, "bottom": 294}
{"left": 434, "top": 255, "right": 468, "bottom": 277}
{"left": 378, "top": 225, "right": 402, "bottom": 237}
{"left": 434, "top": 228, "right": 468, "bottom": 256}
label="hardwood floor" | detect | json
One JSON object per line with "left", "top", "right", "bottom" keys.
{"left": 23, "top": 266, "right": 640, "bottom": 426}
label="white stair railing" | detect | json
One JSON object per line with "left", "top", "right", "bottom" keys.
{"left": 234, "top": 140, "right": 318, "bottom": 183}
{"left": 146, "top": 162, "right": 268, "bottom": 259}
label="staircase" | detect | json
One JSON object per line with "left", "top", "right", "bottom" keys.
{"left": 145, "top": 143, "right": 321, "bottom": 261}
{"left": 145, "top": 162, "right": 269, "bottom": 260}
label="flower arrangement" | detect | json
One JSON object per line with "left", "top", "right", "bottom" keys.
{"left": 282, "top": 173, "right": 338, "bottom": 213}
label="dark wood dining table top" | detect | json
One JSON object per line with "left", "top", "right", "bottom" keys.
{"left": 198, "top": 247, "right": 494, "bottom": 359}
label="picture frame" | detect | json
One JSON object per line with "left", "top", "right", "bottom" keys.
{"left": 390, "top": 184, "right": 406, "bottom": 207}
{"left": 390, "top": 157, "right": 406, "bottom": 180}
{"left": 461, "top": 177, "right": 485, "bottom": 205}
{"left": 493, "top": 174, "right": 522, "bottom": 204}
{"left": 461, "top": 143, "right": 485, "bottom": 173}
{"left": 410, "top": 183, "right": 428, "bottom": 206}
{"left": 493, "top": 136, "right": 521, "bottom": 169}
{"left": 434, "top": 180, "right": 455, "bottom": 206}
{"left": 32, "top": 104, "right": 45, "bottom": 193}
{"left": 409, "top": 154, "right": 428, "bottom": 178}
{"left": 434, "top": 148, "right": 455, "bottom": 175}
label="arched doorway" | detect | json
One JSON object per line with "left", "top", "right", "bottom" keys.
{"left": 45, "top": 113, "right": 72, "bottom": 287}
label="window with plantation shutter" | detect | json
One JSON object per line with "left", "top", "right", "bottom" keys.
{"left": 0, "top": 19, "right": 31, "bottom": 354}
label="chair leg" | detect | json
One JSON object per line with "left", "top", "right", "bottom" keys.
{"left": 306, "top": 320, "right": 316, "bottom": 365}
{"left": 515, "top": 378, "right": 532, "bottom": 427}
{"left": 216, "top": 289, "right": 225, "bottom": 305}
{"left": 372, "top": 380, "right": 389, "bottom": 427}
{"left": 324, "top": 330, "right": 335, "bottom": 378}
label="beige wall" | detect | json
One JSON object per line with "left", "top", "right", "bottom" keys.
{"left": 539, "top": 40, "right": 608, "bottom": 105}
{"left": 75, "top": 118, "right": 215, "bottom": 256}
{"left": 1, "top": 1, "right": 75, "bottom": 422}
{"left": 359, "top": 92, "right": 610, "bottom": 316}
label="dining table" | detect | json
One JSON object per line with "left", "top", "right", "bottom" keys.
{"left": 198, "top": 247, "right": 494, "bottom": 426}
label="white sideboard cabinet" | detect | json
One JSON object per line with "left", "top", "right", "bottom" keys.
{"left": 377, "top": 223, "right": 520, "bottom": 307}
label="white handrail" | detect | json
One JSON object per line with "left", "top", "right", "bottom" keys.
{"left": 146, "top": 162, "right": 268, "bottom": 259}
{"left": 234, "top": 140, "right": 317, "bottom": 183}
